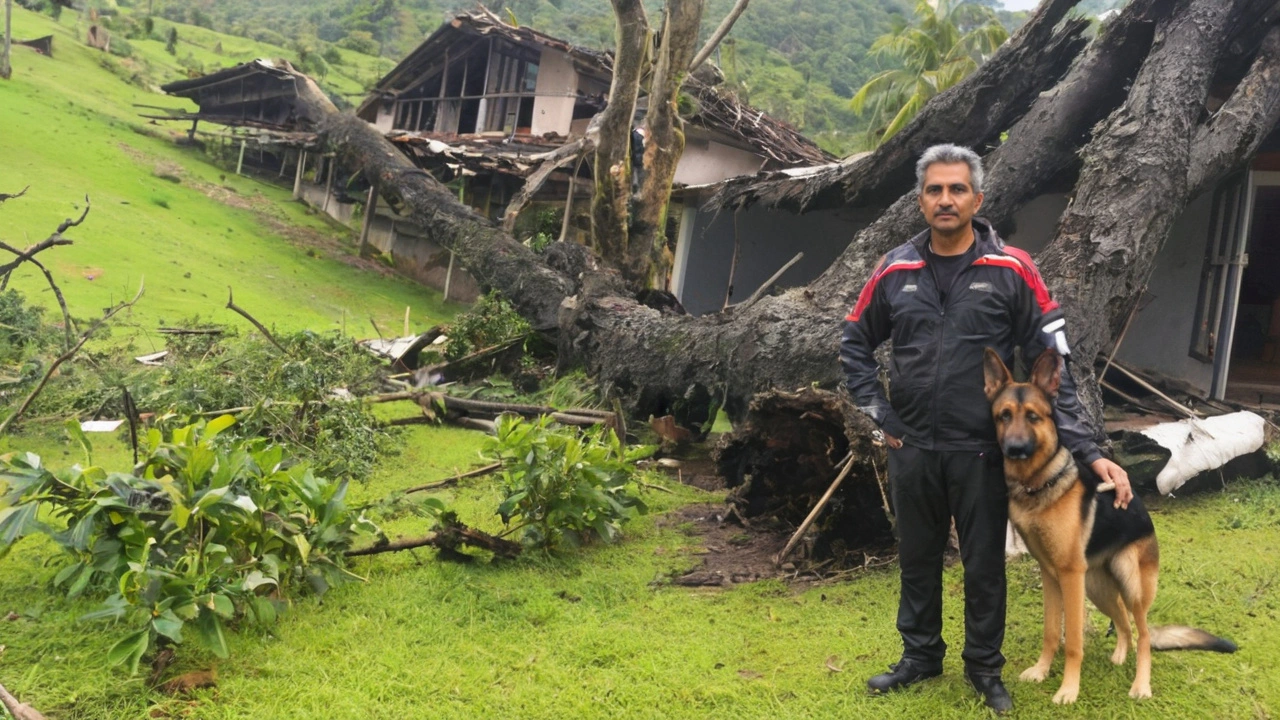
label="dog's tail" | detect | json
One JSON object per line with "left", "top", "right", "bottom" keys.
{"left": 1150, "top": 625, "right": 1238, "bottom": 653}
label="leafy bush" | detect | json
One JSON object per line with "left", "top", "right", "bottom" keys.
{"left": 0, "top": 289, "right": 57, "bottom": 365}
{"left": 439, "top": 291, "right": 531, "bottom": 362}
{"left": 28, "top": 326, "right": 390, "bottom": 481}
{"left": 484, "top": 415, "right": 651, "bottom": 549}
{"left": 0, "top": 417, "right": 380, "bottom": 671}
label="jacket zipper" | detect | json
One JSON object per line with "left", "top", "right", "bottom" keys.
{"left": 928, "top": 250, "right": 978, "bottom": 447}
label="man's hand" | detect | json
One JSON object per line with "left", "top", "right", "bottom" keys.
{"left": 1090, "top": 458, "right": 1132, "bottom": 509}
{"left": 883, "top": 432, "right": 903, "bottom": 450}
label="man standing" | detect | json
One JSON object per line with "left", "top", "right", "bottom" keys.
{"left": 839, "top": 144, "right": 1132, "bottom": 713}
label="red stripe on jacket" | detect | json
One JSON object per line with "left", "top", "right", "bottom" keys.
{"left": 846, "top": 259, "right": 927, "bottom": 321}
{"left": 972, "top": 249, "right": 1060, "bottom": 313}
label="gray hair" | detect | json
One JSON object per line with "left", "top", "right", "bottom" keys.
{"left": 916, "top": 144, "right": 984, "bottom": 194}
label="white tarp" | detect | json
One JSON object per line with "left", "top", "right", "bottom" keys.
{"left": 1140, "top": 411, "right": 1266, "bottom": 495}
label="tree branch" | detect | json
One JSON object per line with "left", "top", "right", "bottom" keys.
{"left": 225, "top": 287, "right": 287, "bottom": 353}
{"left": 1187, "top": 25, "right": 1280, "bottom": 195}
{"left": 0, "top": 185, "right": 29, "bottom": 204}
{"left": 689, "top": 0, "right": 748, "bottom": 73}
{"left": 500, "top": 136, "right": 591, "bottom": 233}
{"left": 0, "top": 196, "right": 88, "bottom": 277}
{"left": 0, "top": 680, "right": 46, "bottom": 720}
{"left": 0, "top": 279, "right": 145, "bottom": 435}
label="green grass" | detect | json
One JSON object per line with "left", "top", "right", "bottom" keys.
{"left": 3, "top": 418, "right": 1279, "bottom": 718}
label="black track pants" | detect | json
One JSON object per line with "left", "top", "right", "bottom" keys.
{"left": 887, "top": 444, "right": 1008, "bottom": 676}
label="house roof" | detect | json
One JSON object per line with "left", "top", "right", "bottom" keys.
{"left": 358, "top": 10, "right": 833, "bottom": 168}
{"left": 159, "top": 59, "right": 326, "bottom": 130}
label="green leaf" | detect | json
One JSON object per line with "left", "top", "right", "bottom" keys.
{"left": 65, "top": 418, "right": 94, "bottom": 465}
{"left": 107, "top": 629, "right": 151, "bottom": 675}
{"left": 203, "top": 414, "right": 236, "bottom": 440}
{"left": 171, "top": 501, "right": 191, "bottom": 530}
{"left": 207, "top": 593, "right": 235, "bottom": 619}
{"left": 249, "top": 596, "right": 277, "bottom": 626}
{"left": 294, "top": 534, "right": 311, "bottom": 564}
{"left": 152, "top": 610, "right": 185, "bottom": 643}
{"left": 242, "top": 570, "right": 277, "bottom": 593}
{"left": 193, "top": 609, "right": 229, "bottom": 658}
{"left": 0, "top": 503, "right": 39, "bottom": 545}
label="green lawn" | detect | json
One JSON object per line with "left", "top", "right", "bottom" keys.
{"left": 2, "top": 5, "right": 1279, "bottom": 719}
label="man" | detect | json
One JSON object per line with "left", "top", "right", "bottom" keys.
{"left": 839, "top": 144, "right": 1133, "bottom": 713}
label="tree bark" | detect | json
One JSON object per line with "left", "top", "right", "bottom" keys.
{"left": 689, "top": 0, "right": 749, "bottom": 74}
{"left": 591, "top": 0, "right": 649, "bottom": 284}
{"left": 632, "top": 0, "right": 704, "bottom": 285}
{"left": 1036, "top": 0, "right": 1262, "bottom": 426}
{"left": 708, "top": 0, "right": 1090, "bottom": 214}
{"left": 2, "top": 0, "right": 12, "bottom": 81}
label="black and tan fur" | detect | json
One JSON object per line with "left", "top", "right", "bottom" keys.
{"left": 983, "top": 348, "right": 1236, "bottom": 703}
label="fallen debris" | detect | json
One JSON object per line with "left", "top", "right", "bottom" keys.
{"left": 1140, "top": 411, "right": 1267, "bottom": 495}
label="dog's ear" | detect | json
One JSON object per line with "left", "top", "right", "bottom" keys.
{"left": 1030, "top": 348, "right": 1062, "bottom": 398}
{"left": 983, "top": 348, "right": 1012, "bottom": 401}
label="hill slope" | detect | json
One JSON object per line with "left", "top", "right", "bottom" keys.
{"left": 0, "top": 7, "right": 455, "bottom": 335}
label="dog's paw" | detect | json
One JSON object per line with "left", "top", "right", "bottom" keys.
{"left": 1019, "top": 664, "right": 1049, "bottom": 683}
{"left": 1129, "top": 683, "right": 1152, "bottom": 699}
{"left": 1052, "top": 684, "right": 1080, "bottom": 704}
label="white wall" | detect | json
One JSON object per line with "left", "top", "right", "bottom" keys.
{"left": 374, "top": 103, "right": 395, "bottom": 134}
{"left": 674, "top": 134, "right": 766, "bottom": 186}
{"left": 531, "top": 49, "right": 577, "bottom": 137}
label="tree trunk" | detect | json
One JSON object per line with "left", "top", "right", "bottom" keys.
{"left": 2, "top": 0, "right": 13, "bottom": 81}
{"left": 1036, "top": 0, "right": 1266, "bottom": 427}
{"left": 591, "top": 0, "right": 649, "bottom": 284}
{"left": 632, "top": 0, "right": 704, "bottom": 285}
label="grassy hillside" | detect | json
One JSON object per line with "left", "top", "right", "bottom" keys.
{"left": 0, "top": 6, "right": 454, "bottom": 335}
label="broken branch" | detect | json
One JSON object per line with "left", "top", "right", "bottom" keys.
{"left": 403, "top": 462, "right": 503, "bottom": 494}
{"left": 225, "top": 287, "right": 287, "bottom": 353}
{"left": 501, "top": 136, "right": 591, "bottom": 233}
{"left": 346, "top": 525, "right": 522, "bottom": 559}
{"left": 0, "top": 680, "right": 46, "bottom": 720}
{"left": 0, "top": 185, "right": 29, "bottom": 204}
{"left": 689, "top": 0, "right": 750, "bottom": 73}
{"left": 0, "top": 279, "right": 145, "bottom": 435}
{"left": 775, "top": 453, "right": 855, "bottom": 566}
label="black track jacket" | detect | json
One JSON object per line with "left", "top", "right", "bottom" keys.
{"left": 840, "top": 218, "right": 1103, "bottom": 465}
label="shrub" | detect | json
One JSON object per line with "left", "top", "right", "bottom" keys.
{"left": 439, "top": 291, "right": 531, "bottom": 362}
{"left": 0, "top": 418, "right": 381, "bottom": 671}
{"left": 484, "top": 415, "right": 651, "bottom": 549}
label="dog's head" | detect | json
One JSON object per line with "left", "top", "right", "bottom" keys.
{"left": 983, "top": 347, "right": 1061, "bottom": 463}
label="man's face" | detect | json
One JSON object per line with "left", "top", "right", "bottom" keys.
{"left": 918, "top": 162, "right": 984, "bottom": 235}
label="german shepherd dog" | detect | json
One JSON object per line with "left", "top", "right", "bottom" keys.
{"left": 982, "top": 347, "right": 1236, "bottom": 703}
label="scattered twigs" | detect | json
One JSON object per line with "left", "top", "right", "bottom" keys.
{"left": 157, "top": 327, "right": 224, "bottom": 336}
{"left": 403, "top": 462, "right": 503, "bottom": 494}
{"left": 0, "top": 196, "right": 88, "bottom": 278}
{"left": 774, "top": 453, "right": 854, "bottom": 567}
{"left": 1108, "top": 361, "right": 1198, "bottom": 418}
{"left": 0, "top": 680, "right": 46, "bottom": 720}
{"left": 0, "top": 185, "right": 30, "bottom": 204}
{"left": 418, "top": 335, "right": 530, "bottom": 378}
{"left": 224, "top": 287, "right": 287, "bottom": 353}
{"left": 27, "top": 257, "right": 75, "bottom": 350}
{"left": 345, "top": 524, "right": 522, "bottom": 559}
{"left": 0, "top": 279, "right": 144, "bottom": 435}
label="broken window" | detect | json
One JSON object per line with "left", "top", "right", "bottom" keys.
{"left": 390, "top": 38, "right": 540, "bottom": 136}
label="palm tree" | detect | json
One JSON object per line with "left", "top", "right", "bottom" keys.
{"left": 851, "top": 0, "right": 1008, "bottom": 146}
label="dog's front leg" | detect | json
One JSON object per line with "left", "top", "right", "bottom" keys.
{"left": 1052, "top": 567, "right": 1087, "bottom": 704}
{"left": 1020, "top": 565, "right": 1061, "bottom": 683}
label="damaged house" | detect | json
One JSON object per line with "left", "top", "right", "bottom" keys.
{"left": 156, "top": 12, "right": 831, "bottom": 304}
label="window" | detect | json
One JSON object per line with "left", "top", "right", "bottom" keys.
{"left": 390, "top": 38, "right": 540, "bottom": 136}
{"left": 1190, "top": 172, "right": 1250, "bottom": 362}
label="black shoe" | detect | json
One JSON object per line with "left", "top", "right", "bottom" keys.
{"left": 966, "top": 672, "right": 1012, "bottom": 714}
{"left": 867, "top": 659, "right": 942, "bottom": 694}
